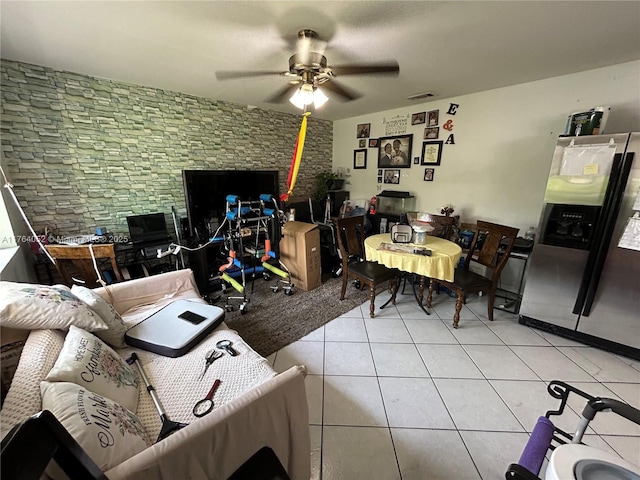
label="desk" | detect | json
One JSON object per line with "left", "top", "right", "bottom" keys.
{"left": 365, "top": 234, "right": 462, "bottom": 313}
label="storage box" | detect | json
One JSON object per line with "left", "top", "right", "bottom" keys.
{"left": 376, "top": 190, "right": 416, "bottom": 216}
{"left": 279, "top": 221, "right": 321, "bottom": 292}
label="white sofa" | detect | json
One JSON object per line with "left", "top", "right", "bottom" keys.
{"left": 0, "top": 269, "right": 310, "bottom": 479}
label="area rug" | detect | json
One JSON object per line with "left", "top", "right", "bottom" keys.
{"left": 222, "top": 275, "right": 369, "bottom": 357}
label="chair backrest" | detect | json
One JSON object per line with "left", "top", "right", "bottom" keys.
{"left": 407, "top": 212, "right": 455, "bottom": 239}
{"left": 45, "top": 244, "right": 123, "bottom": 288}
{"left": 335, "top": 215, "right": 367, "bottom": 262}
{"left": 463, "top": 220, "right": 519, "bottom": 281}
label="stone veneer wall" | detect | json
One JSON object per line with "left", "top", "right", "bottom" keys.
{"left": 0, "top": 60, "right": 333, "bottom": 237}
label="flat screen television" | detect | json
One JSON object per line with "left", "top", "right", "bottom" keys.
{"left": 182, "top": 169, "right": 280, "bottom": 239}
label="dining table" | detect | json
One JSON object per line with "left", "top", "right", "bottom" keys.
{"left": 364, "top": 233, "right": 462, "bottom": 314}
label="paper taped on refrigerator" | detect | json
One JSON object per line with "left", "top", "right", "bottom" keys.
{"left": 618, "top": 214, "right": 640, "bottom": 251}
{"left": 544, "top": 143, "right": 616, "bottom": 205}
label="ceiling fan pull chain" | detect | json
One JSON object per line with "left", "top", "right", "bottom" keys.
{"left": 281, "top": 112, "right": 311, "bottom": 203}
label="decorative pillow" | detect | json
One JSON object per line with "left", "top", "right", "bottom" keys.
{"left": 0, "top": 282, "right": 108, "bottom": 332}
{"left": 41, "top": 381, "right": 150, "bottom": 472}
{"left": 45, "top": 326, "right": 139, "bottom": 412}
{"left": 71, "top": 285, "right": 127, "bottom": 349}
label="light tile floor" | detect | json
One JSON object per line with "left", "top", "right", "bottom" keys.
{"left": 268, "top": 289, "right": 640, "bottom": 480}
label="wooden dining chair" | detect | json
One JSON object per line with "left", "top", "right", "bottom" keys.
{"left": 45, "top": 244, "right": 123, "bottom": 288}
{"left": 335, "top": 215, "right": 397, "bottom": 317}
{"left": 408, "top": 212, "right": 455, "bottom": 240}
{"left": 426, "top": 220, "right": 519, "bottom": 328}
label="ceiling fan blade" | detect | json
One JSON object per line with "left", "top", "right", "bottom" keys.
{"left": 265, "top": 83, "right": 300, "bottom": 103}
{"left": 215, "top": 70, "right": 285, "bottom": 81}
{"left": 330, "top": 62, "right": 400, "bottom": 76}
{"left": 321, "top": 80, "right": 361, "bottom": 102}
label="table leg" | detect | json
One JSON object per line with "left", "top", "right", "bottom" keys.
{"left": 380, "top": 276, "right": 400, "bottom": 310}
{"left": 418, "top": 276, "right": 425, "bottom": 305}
{"left": 411, "top": 277, "right": 431, "bottom": 315}
{"left": 427, "top": 279, "right": 434, "bottom": 308}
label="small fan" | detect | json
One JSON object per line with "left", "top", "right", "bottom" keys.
{"left": 215, "top": 29, "right": 399, "bottom": 104}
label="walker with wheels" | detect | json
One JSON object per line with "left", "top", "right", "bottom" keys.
{"left": 217, "top": 194, "right": 293, "bottom": 314}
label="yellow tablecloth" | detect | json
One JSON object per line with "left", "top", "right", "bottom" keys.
{"left": 364, "top": 233, "right": 462, "bottom": 282}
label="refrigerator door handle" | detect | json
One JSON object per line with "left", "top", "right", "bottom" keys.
{"left": 571, "top": 153, "right": 623, "bottom": 315}
{"left": 580, "top": 151, "right": 635, "bottom": 317}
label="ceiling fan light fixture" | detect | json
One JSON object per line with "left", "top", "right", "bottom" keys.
{"left": 313, "top": 87, "right": 328, "bottom": 109}
{"left": 289, "top": 84, "right": 314, "bottom": 109}
{"left": 289, "top": 84, "right": 328, "bottom": 110}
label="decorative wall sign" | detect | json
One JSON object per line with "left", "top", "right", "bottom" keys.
{"left": 357, "top": 123, "right": 370, "bottom": 138}
{"left": 424, "top": 127, "right": 439, "bottom": 139}
{"left": 353, "top": 149, "right": 367, "bottom": 169}
{"left": 445, "top": 134, "right": 455, "bottom": 144}
{"left": 378, "top": 134, "right": 413, "bottom": 168}
{"left": 411, "top": 112, "right": 426, "bottom": 125}
{"left": 383, "top": 169, "right": 400, "bottom": 184}
{"left": 384, "top": 115, "right": 408, "bottom": 136}
{"left": 421, "top": 140, "right": 443, "bottom": 166}
{"left": 447, "top": 103, "right": 460, "bottom": 115}
{"left": 427, "top": 109, "right": 439, "bottom": 127}
{"left": 443, "top": 119, "right": 454, "bottom": 131}
{"left": 424, "top": 168, "right": 434, "bottom": 182}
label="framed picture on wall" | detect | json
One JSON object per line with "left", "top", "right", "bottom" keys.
{"left": 357, "top": 123, "right": 371, "bottom": 138}
{"left": 427, "top": 109, "right": 439, "bottom": 127}
{"left": 359, "top": 139, "right": 366, "bottom": 148}
{"left": 411, "top": 112, "right": 426, "bottom": 125}
{"left": 424, "top": 127, "right": 439, "bottom": 139}
{"left": 421, "top": 140, "right": 443, "bottom": 166}
{"left": 383, "top": 169, "right": 400, "bottom": 184}
{"left": 369, "top": 138, "right": 378, "bottom": 148}
{"left": 353, "top": 149, "right": 367, "bottom": 169}
{"left": 377, "top": 134, "right": 413, "bottom": 168}
{"left": 424, "top": 168, "right": 435, "bottom": 181}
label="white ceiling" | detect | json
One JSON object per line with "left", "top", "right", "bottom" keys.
{"left": 1, "top": 1, "right": 639, "bottom": 121}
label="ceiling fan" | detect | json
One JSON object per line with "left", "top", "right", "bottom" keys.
{"left": 215, "top": 29, "right": 400, "bottom": 108}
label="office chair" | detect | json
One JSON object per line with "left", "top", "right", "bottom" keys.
{"left": 45, "top": 244, "right": 123, "bottom": 289}
{"left": 426, "top": 220, "right": 518, "bottom": 328}
{"left": 335, "top": 215, "right": 397, "bottom": 317}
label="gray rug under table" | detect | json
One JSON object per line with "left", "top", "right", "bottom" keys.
{"left": 221, "top": 275, "right": 370, "bottom": 357}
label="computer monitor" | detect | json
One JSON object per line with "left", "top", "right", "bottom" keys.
{"left": 126, "top": 213, "right": 171, "bottom": 244}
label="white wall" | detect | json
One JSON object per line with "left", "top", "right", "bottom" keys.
{"left": 333, "top": 61, "right": 640, "bottom": 235}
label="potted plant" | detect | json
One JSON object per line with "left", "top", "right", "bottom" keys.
{"left": 312, "top": 171, "right": 344, "bottom": 203}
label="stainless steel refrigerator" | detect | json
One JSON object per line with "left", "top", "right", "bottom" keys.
{"left": 520, "top": 132, "right": 640, "bottom": 360}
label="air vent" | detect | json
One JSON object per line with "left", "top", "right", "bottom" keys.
{"left": 406, "top": 92, "right": 435, "bottom": 100}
